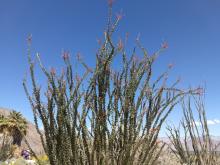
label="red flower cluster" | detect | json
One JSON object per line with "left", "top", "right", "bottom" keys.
{"left": 194, "top": 87, "right": 204, "bottom": 95}
{"left": 50, "top": 67, "right": 56, "bottom": 76}
{"left": 62, "top": 51, "right": 70, "bottom": 61}
{"left": 108, "top": 0, "right": 114, "bottom": 7}
{"left": 27, "top": 34, "right": 32, "bottom": 44}
{"left": 116, "top": 13, "right": 123, "bottom": 20}
{"left": 161, "top": 42, "right": 168, "bottom": 49}
{"left": 168, "top": 63, "right": 174, "bottom": 69}
{"left": 117, "top": 38, "right": 123, "bottom": 51}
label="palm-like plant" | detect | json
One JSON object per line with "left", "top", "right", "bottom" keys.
{"left": 8, "top": 111, "right": 28, "bottom": 146}
{"left": 0, "top": 113, "right": 27, "bottom": 160}
{"left": 5, "top": 111, "right": 28, "bottom": 146}
{"left": 0, "top": 114, "right": 9, "bottom": 135}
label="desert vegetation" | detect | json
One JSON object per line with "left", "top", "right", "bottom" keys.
{"left": 0, "top": 111, "right": 27, "bottom": 160}
{"left": 0, "top": 1, "right": 219, "bottom": 165}
{"left": 21, "top": 3, "right": 219, "bottom": 165}
{"left": 167, "top": 97, "right": 220, "bottom": 165}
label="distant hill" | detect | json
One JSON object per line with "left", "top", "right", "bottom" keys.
{"left": 159, "top": 136, "right": 220, "bottom": 152}
{"left": 0, "top": 107, "right": 44, "bottom": 155}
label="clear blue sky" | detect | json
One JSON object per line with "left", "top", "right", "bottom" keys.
{"left": 0, "top": 0, "right": 220, "bottom": 136}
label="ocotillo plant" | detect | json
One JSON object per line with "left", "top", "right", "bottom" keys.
{"left": 23, "top": 40, "right": 90, "bottom": 164}
{"left": 167, "top": 97, "right": 220, "bottom": 165}
{"left": 23, "top": 5, "right": 199, "bottom": 165}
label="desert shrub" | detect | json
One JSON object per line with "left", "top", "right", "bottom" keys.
{"left": 167, "top": 97, "right": 220, "bottom": 165}
{"left": 23, "top": 3, "right": 198, "bottom": 165}
{"left": 2, "top": 158, "right": 37, "bottom": 165}
{"left": 36, "top": 155, "right": 49, "bottom": 165}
